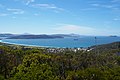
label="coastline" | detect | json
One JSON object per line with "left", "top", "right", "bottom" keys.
{"left": 0, "top": 40, "right": 91, "bottom": 53}
{"left": 1, "top": 36, "right": 120, "bottom": 50}
{"left": 0, "top": 40, "right": 52, "bottom": 48}
{"left": 0, "top": 40, "right": 90, "bottom": 52}
{"left": 0, "top": 40, "right": 72, "bottom": 49}
{"left": 1, "top": 39, "right": 120, "bottom": 53}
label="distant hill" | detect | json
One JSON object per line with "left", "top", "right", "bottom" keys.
{"left": 90, "top": 42, "right": 120, "bottom": 53}
{"left": 6, "top": 33, "right": 81, "bottom": 39}
{"left": 109, "top": 35, "right": 118, "bottom": 37}
{"left": 0, "top": 33, "right": 14, "bottom": 37}
{"left": 7, "top": 34, "right": 64, "bottom": 39}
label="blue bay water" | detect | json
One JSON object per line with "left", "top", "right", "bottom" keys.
{"left": 1, "top": 36, "right": 120, "bottom": 48}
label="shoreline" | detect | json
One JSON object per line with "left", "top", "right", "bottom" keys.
{"left": 1, "top": 40, "right": 120, "bottom": 53}
{"left": 0, "top": 40, "right": 55, "bottom": 48}
{"left": 1, "top": 40, "right": 87, "bottom": 49}
{"left": 1, "top": 39, "right": 120, "bottom": 49}
{"left": 0, "top": 40, "right": 91, "bottom": 53}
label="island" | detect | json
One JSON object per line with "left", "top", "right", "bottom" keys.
{"left": 7, "top": 34, "right": 64, "bottom": 39}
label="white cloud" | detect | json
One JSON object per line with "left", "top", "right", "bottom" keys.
{"left": 53, "top": 24, "right": 95, "bottom": 34}
{"left": 52, "top": 24, "right": 118, "bottom": 36}
{"left": 7, "top": 8, "right": 24, "bottom": 14}
{"left": 91, "top": 3, "right": 114, "bottom": 9}
{"left": 25, "top": 0, "right": 35, "bottom": 5}
{"left": 32, "top": 4, "right": 64, "bottom": 12}
{"left": 91, "top": 1, "right": 120, "bottom": 11}
{"left": 14, "top": 0, "right": 35, "bottom": 5}
{"left": 90, "top": 3, "right": 120, "bottom": 12}
{"left": 32, "top": 4, "right": 57, "bottom": 9}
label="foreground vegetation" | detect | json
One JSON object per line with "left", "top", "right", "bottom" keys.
{"left": 0, "top": 42, "right": 120, "bottom": 80}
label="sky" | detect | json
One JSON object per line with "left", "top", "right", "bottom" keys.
{"left": 0, "top": 0, "right": 120, "bottom": 36}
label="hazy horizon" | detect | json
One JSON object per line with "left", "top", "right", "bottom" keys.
{"left": 0, "top": 32, "right": 119, "bottom": 37}
{"left": 0, "top": 0, "right": 120, "bottom": 36}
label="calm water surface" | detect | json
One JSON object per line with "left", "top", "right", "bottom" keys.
{"left": 1, "top": 36, "right": 120, "bottom": 48}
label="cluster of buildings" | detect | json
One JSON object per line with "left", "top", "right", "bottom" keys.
{"left": 45, "top": 47, "right": 93, "bottom": 53}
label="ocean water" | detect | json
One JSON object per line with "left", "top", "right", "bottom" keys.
{"left": 1, "top": 36, "right": 120, "bottom": 48}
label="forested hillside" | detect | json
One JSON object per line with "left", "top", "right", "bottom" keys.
{"left": 0, "top": 42, "right": 120, "bottom": 80}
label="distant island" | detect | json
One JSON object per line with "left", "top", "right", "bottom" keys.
{"left": 0, "top": 33, "right": 14, "bottom": 37}
{"left": 0, "top": 33, "right": 80, "bottom": 39}
{"left": 6, "top": 34, "right": 64, "bottom": 39}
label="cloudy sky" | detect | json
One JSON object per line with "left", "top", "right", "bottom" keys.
{"left": 0, "top": 0, "right": 120, "bottom": 35}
